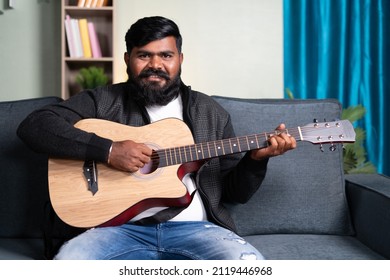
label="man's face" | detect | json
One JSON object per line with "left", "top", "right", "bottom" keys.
{"left": 125, "top": 36, "right": 183, "bottom": 91}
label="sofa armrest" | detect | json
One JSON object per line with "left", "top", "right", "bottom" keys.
{"left": 345, "top": 174, "right": 390, "bottom": 259}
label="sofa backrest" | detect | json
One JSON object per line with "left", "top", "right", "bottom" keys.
{"left": 213, "top": 96, "right": 354, "bottom": 236}
{"left": 0, "top": 97, "right": 63, "bottom": 238}
{"left": 1, "top": 96, "right": 354, "bottom": 239}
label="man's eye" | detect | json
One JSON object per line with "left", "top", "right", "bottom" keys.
{"left": 139, "top": 54, "right": 150, "bottom": 59}
{"left": 161, "top": 53, "right": 173, "bottom": 59}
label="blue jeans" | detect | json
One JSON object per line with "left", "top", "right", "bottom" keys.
{"left": 54, "top": 221, "right": 265, "bottom": 260}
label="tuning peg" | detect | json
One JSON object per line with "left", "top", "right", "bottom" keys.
{"left": 313, "top": 119, "right": 319, "bottom": 128}
{"left": 329, "top": 143, "right": 336, "bottom": 151}
{"left": 320, "top": 143, "right": 324, "bottom": 152}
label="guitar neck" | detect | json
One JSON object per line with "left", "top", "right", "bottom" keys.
{"left": 156, "top": 127, "right": 302, "bottom": 167}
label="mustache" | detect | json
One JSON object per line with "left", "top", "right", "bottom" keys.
{"left": 138, "top": 69, "right": 170, "bottom": 80}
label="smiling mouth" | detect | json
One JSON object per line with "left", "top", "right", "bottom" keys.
{"left": 148, "top": 75, "right": 163, "bottom": 79}
{"left": 139, "top": 69, "right": 170, "bottom": 81}
{"left": 144, "top": 75, "right": 166, "bottom": 83}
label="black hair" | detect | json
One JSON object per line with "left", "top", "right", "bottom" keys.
{"left": 125, "top": 16, "right": 182, "bottom": 54}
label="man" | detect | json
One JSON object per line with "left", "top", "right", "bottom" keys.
{"left": 17, "top": 16, "right": 296, "bottom": 260}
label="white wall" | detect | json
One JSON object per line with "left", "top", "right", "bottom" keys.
{"left": 0, "top": 0, "right": 61, "bottom": 101}
{"left": 114, "top": 0, "right": 283, "bottom": 98}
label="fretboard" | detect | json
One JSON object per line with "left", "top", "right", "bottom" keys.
{"left": 156, "top": 128, "right": 302, "bottom": 167}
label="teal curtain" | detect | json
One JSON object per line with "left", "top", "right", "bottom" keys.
{"left": 284, "top": 0, "right": 390, "bottom": 176}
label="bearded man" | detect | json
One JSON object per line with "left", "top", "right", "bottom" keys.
{"left": 17, "top": 16, "right": 296, "bottom": 260}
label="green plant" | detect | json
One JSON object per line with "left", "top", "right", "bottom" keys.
{"left": 285, "top": 88, "right": 376, "bottom": 174}
{"left": 76, "top": 66, "right": 109, "bottom": 89}
{"left": 341, "top": 105, "right": 376, "bottom": 174}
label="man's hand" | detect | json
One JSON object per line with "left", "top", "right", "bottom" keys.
{"left": 250, "top": 123, "right": 297, "bottom": 161}
{"left": 108, "top": 140, "right": 153, "bottom": 172}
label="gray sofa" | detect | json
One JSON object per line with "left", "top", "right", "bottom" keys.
{"left": 0, "top": 96, "right": 389, "bottom": 259}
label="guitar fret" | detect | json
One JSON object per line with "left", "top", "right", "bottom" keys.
{"left": 183, "top": 146, "right": 188, "bottom": 163}
{"left": 229, "top": 139, "right": 234, "bottom": 153}
{"left": 182, "top": 147, "right": 186, "bottom": 163}
{"left": 177, "top": 147, "right": 182, "bottom": 164}
{"left": 181, "top": 147, "right": 184, "bottom": 163}
{"left": 201, "top": 143, "right": 208, "bottom": 159}
{"left": 164, "top": 149, "right": 170, "bottom": 166}
{"left": 166, "top": 147, "right": 170, "bottom": 165}
{"left": 247, "top": 135, "right": 258, "bottom": 149}
{"left": 213, "top": 140, "right": 222, "bottom": 157}
{"left": 202, "top": 143, "right": 206, "bottom": 159}
{"left": 238, "top": 137, "right": 246, "bottom": 152}
{"left": 207, "top": 142, "right": 212, "bottom": 158}
{"left": 245, "top": 136, "right": 250, "bottom": 150}
{"left": 189, "top": 145, "right": 194, "bottom": 161}
{"left": 228, "top": 139, "right": 233, "bottom": 153}
{"left": 178, "top": 147, "right": 183, "bottom": 163}
{"left": 176, "top": 147, "right": 180, "bottom": 164}
{"left": 220, "top": 139, "right": 226, "bottom": 155}
{"left": 166, "top": 148, "right": 171, "bottom": 165}
{"left": 156, "top": 150, "right": 166, "bottom": 167}
{"left": 195, "top": 143, "right": 203, "bottom": 160}
{"left": 228, "top": 138, "right": 240, "bottom": 153}
{"left": 206, "top": 143, "right": 210, "bottom": 158}
{"left": 255, "top": 134, "right": 260, "bottom": 148}
{"left": 169, "top": 148, "right": 174, "bottom": 165}
{"left": 190, "top": 145, "right": 197, "bottom": 161}
{"left": 172, "top": 147, "right": 176, "bottom": 164}
{"left": 213, "top": 141, "right": 218, "bottom": 157}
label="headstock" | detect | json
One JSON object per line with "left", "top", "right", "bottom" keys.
{"left": 300, "top": 120, "right": 356, "bottom": 147}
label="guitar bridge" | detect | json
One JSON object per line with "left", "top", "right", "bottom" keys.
{"left": 83, "top": 160, "right": 98, "bottom": 195}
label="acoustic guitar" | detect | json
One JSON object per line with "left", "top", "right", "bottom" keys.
{"left": 48, "top": 118, "right": 355, "bottom": 228}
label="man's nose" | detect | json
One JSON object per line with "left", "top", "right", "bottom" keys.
{"left": 148, "top": 55, "right": 163, "bottom": 69}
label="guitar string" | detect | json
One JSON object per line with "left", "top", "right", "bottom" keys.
{"left": 147, "top": 125, "right": 347, "bottom": 164}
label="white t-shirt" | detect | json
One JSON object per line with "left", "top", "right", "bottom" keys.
{"left": 130, "top": 95, "right": 207, "bottom": 222}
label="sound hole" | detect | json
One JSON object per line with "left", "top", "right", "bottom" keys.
{"left": 139, "top": 150, "right": 160, "bottom": 174}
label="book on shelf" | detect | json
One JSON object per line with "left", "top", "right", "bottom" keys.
{"left": 64, "top": 16, "right": 83, "bottom": 58}
{"left": 78, "top": 18, "right": 92, "bottom": 58}
{"left": 71, "top": 18, "right": 84, "bottom": 58}
{"left": 64, "top": 16, "right": 103, "bottom": 59}
{"left": 84, "top": 0, "right": 93, "bottom": 8}
{"left": 76, "top": 0, "right": 109, "bottom": 8}
{"left": 91, "top": 0, "right": 99, "bottom": 7}
{"left": 96, "top": 0, "right": 109, "bottom": 7}
{"left": 77, "top": 0, "right": 86, "bottom": 7}
{"left": 64, "top": 15, "right": 76, "bottom": 57}
{"left": 88, "top": 22, "right": 102, "bottom": 58}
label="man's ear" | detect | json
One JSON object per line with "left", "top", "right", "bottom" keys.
{"left": 179, "top": 53, "right": 184, "bottom": 64}
{"left": 124, "top": 52, "right": 130, "bottom": 65}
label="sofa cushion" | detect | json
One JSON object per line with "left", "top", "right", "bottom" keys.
{"left": 0, "top": 239, "right": 45, "bottom": 260}
{"left": 244, "top": 234, "right": 384, "bottom": 260}
{"left": 213, "top": 96, "right": 354, "bottom": 236}
{"left": 0, "top": 97, "right": 62, "bottom": 238}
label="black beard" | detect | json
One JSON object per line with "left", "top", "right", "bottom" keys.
{"left": 127, "top": 67, "right": 181, "bottom": 107}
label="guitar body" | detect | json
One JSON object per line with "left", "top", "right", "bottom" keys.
{"left": 48, "top": 118, "right": 195, "bottom": 228}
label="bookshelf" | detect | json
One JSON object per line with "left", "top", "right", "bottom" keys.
{"left": 61, "top": 0, "right": 114, "bottom": 99}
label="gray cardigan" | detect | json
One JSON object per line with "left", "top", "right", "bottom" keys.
{"left": 17, "top": 82, "right": 268, "bottom": 232}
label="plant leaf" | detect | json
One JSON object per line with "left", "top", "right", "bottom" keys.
{"left": 341, "top": 105, "right": 365, "bottom": 123}
{"left": 285, "top": 88, "right": 295, "bottom": 99}
{"left": 76, "top": 66, "right": 109, "bottom": 89}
